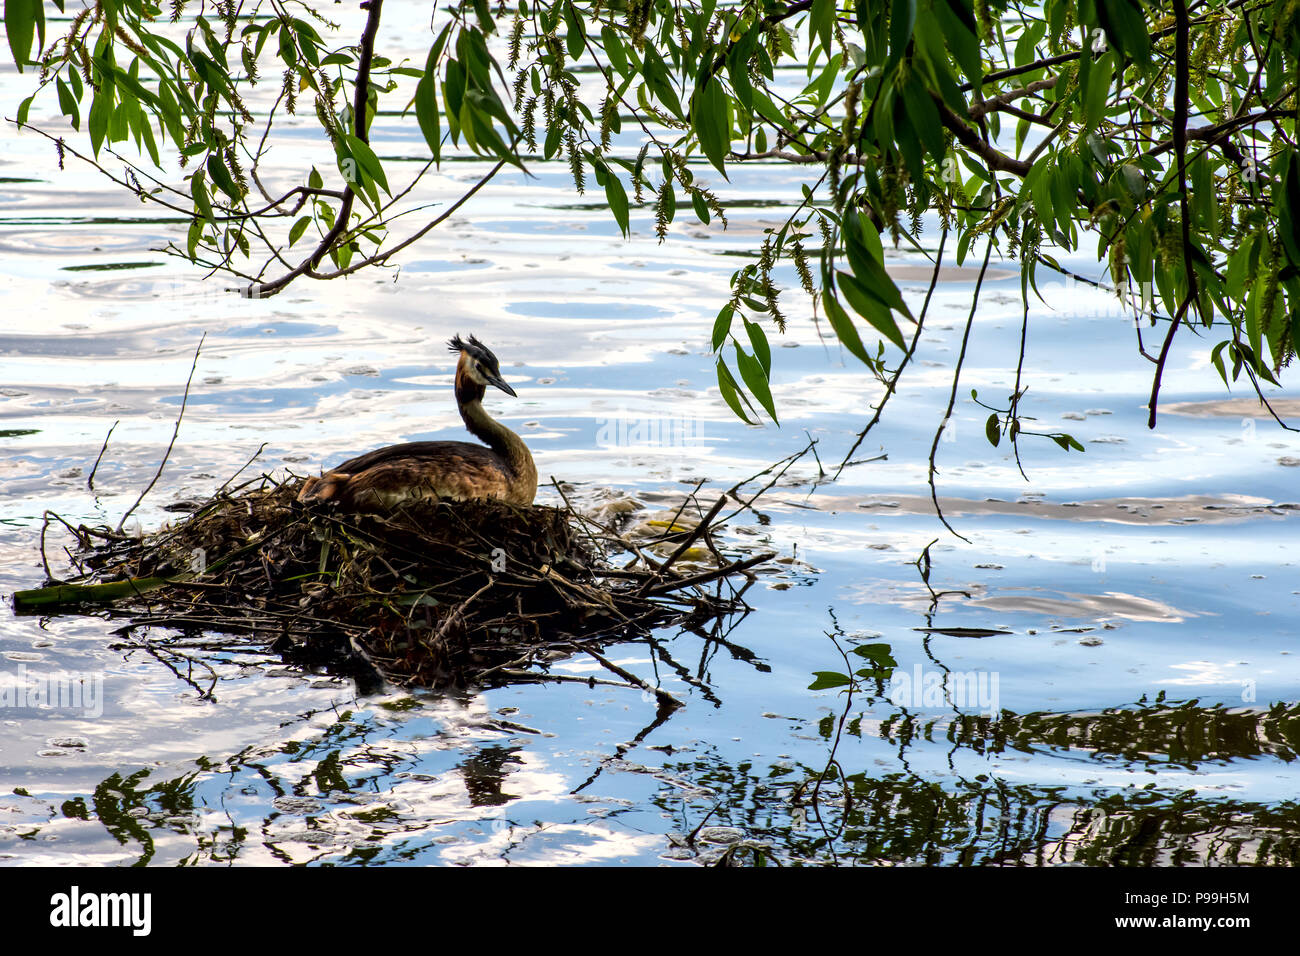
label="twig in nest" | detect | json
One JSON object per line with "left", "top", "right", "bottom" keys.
{"left": 214, "top": 442, "right": 268, "bottom": 498}
{"left": 430, "top": 579, "right": 495, "bottom": 645}
{"left": 39, "top": 512, "right": 62, "bottom": 585}
{"left": 87, "top": 420, "right": 118, "bottom": 491}
{"left": 642, "top": 551, "right": 776, "bottom": 597}
{"left": 549, "top": 476, "right": 664, "bottom": 571}
{"left": 662, "top": 478, "right": 707, "bottom": 539}
{"left": 637, "top": 495, "right": 727, "bottom": 595}
{"left": 717, "top": 439, "right": 817, "bottom": 526}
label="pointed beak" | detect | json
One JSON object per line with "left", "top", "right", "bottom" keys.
{"left": 484, "top": 369, "right": 517, "bottom": 397}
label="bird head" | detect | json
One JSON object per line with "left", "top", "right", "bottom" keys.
{"left": 449, "top": 334, "right": 517, "bottom": 397}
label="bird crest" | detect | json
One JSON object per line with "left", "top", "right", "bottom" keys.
{"left": 449, "top": 334, "right": 503, "bottom": 376}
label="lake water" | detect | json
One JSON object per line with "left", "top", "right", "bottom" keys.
{"left": 2, "top": 9, "right": 1298, "bottom": 866}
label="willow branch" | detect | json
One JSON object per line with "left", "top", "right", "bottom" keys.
{"left": 968, "top": 77, "right": 1060, "bottom": 119}
{"left": 117, "top": 334, "right": 205, "bottom": 533}
{"left": 933, "top": 95, "right": 1032, "bottom": 176}
{"left": 247, "top": 0, "right": 384, "bottom": 297}
{"left": 929, "top": 241, "right": 994, "bottom": 542}
{"left": 834, "top": 226, "right": 949, "bottom": 479}
{"left": 1149, "top": 0, "right": 1197, "bottom": 430}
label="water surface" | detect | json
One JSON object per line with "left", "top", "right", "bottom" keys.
{"left": 2, "top": 9, "right": 1299, "bottom": 866}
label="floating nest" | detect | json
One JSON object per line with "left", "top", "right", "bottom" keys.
{"left": 17, "top": 475, "right": 775, "bottom": 701}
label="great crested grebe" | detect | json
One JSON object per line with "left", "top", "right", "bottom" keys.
{"left": 296, "top": 335, "right": 537, "bottom": 510}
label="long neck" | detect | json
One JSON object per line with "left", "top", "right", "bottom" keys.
{"left": 455, "top": 374, "right": 537, "bottom": 494}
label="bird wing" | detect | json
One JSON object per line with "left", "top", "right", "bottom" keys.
{"left": 330, "top": 440, "right": 515, "bottom": 478}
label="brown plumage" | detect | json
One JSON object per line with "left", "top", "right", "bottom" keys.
{"left": 297, "top": 335, "right": 537, "bottom": 510}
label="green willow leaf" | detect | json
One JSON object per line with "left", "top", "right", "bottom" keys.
{"left": 415, "top": 45, "right": 443, "bottom": 163}
{"left": 837, "top": 271, "right": 907, "bottom": 350}
{"left": 642, "top": 46, "right": 684, "bottom": 119}
{"left": 190, "top": 167, "right": 214, "bottom": 223}
{"left": 87, "top": 92, "right": 110, "bottom": 156}
{"left": 885, "top": 0, "right": 917, "bottom": 77}
{"left": 691, "top": 190, "right": 711, "bottom": 224}
{"left": 1279, "top": 153, "right": 1300, "bottom": 267}
{"left": 186, "top": 218, "right": 203, "bottom": 259}
{"left": 744, "top": 319, "right": 771, "bottom": 376}
{"left": 207, "top": 153, "right": 242, "bottom": 201}
{"left": 712, "top": 303, "right": 734, "bottom": 351}
{"left": 716, "top": 358, "right": 759, "bottom": 425}
{"left": 823, "top": 291, "right": 873, "bottom": 366}
{"left": 289, "top": 215, "right": 312, "bottom": 246}
{"left": 811, "top": 0, "right": 835, "bottom": 53}
{"left": 734, "top": 344, "right": 778, "bottom": 424}
{"left": 443, "top": 58, "right": 466, "bottom": 139}
{"left": 472, "top": 0, "right": 496, "bottom": 36}
{"left": 933, "top": 0, "right": 981, "bottom": 84}
{"left": 56, "top": 77, "right": 79, "bottom": 129}
{"left": 136, "top": 108, "right": 161, "bottom": 167}
{"left": 1097, "top": 0, "right": 1151, "bottom": 66}
{"left": 1082, "top": 50, "right": 1113, "bottom": 130}
{"left": 603, "top": 166, "right": 630, "bottom": 238}
{"left": 463, "top": 91, "right": 519, "bottom": 163}
{"left": 750, "top": 88, "right": 797, "bottom": 135}
{"left": 563, "top": 1, "right": 586, "bottom": 59}
{"left": 899, "top": 72, "right": 944, "bottom": 162}
{"left": 4, "top": 0, "right": 41, "bottom": 72}
{"left": 343, "top": 133, "right": 390, "bottom": 195}
{"left": 601, "top": 25, "right": 629, "bottom": 76}
{"left": 726, "top": 47, "right": 754, "bottom": 114}
{"left": 843, "top": 212, "right": 912, "bottom": 320}
{"left": 1014, "top": 19, "right": 1046, "bottom": 67}
{"left": 692, "top": 78, "right": 730, "bottom": 178}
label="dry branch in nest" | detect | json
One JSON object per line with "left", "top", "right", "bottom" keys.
{"left": 15, "top": 472, "right": 783, "bottom": 705}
